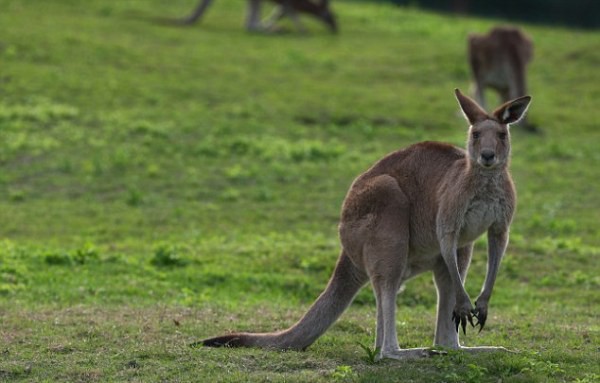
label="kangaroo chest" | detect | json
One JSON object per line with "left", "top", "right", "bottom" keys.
{"left": 459, "top": 196, "right": 505, "bottom": 244}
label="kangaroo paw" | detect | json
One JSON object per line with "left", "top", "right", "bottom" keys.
{"left": 452, "top": 309, "right": 475, "bottom": 335}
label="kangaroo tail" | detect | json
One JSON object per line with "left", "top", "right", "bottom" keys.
{"left": 202, "top": 251, "right": 367, "bottom": 350}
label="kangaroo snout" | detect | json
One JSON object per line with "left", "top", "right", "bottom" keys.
{"left": 479, "top": 150, "right": 496, "bottom": 166}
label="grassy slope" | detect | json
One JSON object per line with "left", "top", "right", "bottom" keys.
{"left": 0, "top": 0, "right": 599, "bottom": 382}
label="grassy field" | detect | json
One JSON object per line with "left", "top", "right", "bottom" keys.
{"left": 1, "top": 0, "right": 599, "bottom": 381}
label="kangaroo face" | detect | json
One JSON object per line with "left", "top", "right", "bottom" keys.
{"left": 468, "top": 120, "right": 510, "bottom": 169}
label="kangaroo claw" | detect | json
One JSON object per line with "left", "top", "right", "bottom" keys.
{"left": 477, "top": 318, "right": 486, "bottom": 332}
{"left": 452, "top": 311, "right": 473, "bottom": 335}
{"left": 452, "top": 312, "right": 460, "bottom": 333}
{"left": 472, "top": 306, "right": 487, "bottom": 332}
{"left": 468, "top": 315, "right": 475, "bottom": 328}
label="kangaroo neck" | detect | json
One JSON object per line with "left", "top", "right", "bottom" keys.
{"left": 460, "top": 158, "right": 509, "bottom": 196}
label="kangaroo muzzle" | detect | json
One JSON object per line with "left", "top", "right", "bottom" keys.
{"left": 479, "top": 149, "right": 496, "bottom": 167}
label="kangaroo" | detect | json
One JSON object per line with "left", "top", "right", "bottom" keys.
{"left": 181, "top": 0, "right": 337, "bottom": 33}
{"left": 468, "top": 26, "right": 535, "bottom": 131}
{"left": 202, "top": 89, "right": 531, "bottom": 360}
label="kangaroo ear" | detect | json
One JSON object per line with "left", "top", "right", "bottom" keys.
{"left": 454, "top": 88, "right": 488, "bottom": 125}
{"left": 493, "top": 96, "right": 532, "bottom": 125}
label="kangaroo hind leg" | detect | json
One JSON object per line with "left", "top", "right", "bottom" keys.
{"left": 433, "top": 244, "right": 510, "bottom": 353}
{"left": 359, "top": 176, "right": 429, "bottom": 360}
{"left": 433, "top": 244, "right": 473, "bottom": 349}
{"left": 369, "top": 241, "right": 405, "bottom": 357}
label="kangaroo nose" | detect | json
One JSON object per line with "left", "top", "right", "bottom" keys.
{"left": 481, "top": 150, "right": 495, "bottom": 161}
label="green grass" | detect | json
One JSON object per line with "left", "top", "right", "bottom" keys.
{"left": 1, "top": 0, "right": 599, "bottom": 381}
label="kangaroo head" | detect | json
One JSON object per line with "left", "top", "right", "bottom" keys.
{"left": 455, "top": 89, "right": 531, "bottom": 170}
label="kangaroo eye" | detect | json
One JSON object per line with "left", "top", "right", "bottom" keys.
{"left": 498, "top": 132, "right": 507, "bottom": 140}
{"left": 472, "top": 131, "right": 480, "bottom": 139}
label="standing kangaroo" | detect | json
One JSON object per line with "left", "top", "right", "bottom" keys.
{"left": 202, "top": 89, "right": 531, "bottom": 360}
{"left": 182, "top": 0, "right": 337, "bottom": 33}
{"left": 468, "top": 26, "right": 534, "bottom": 131}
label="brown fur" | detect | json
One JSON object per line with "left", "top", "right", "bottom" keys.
{"left": 468, "top": 26, "right": 534, "bottom": 130}
{"left": 182, "top": 0, "right": 336, "bottom": 33}
{"left": 202, "top": 89, "right": 531, "bottom": 360}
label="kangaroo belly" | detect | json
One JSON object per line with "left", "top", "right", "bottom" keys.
{"left": 482, "top": 67, "right": 511, "bottom": 90}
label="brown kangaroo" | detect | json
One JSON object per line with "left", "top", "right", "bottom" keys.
{"left": 468, "top": 26, "right": 534, "bottom": 131}
{"left": 202, "top": 89, "right": 531, "bottom": 360}
{"left": 181, "top": 0, "right": 337, "bottom": 33}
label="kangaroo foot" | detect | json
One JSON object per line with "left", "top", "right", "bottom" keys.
{"left": 377, "top": 347, "right": 443, "bottom": 361}
{"left": 459, "top": 346, "right": 515, "bottom": 353}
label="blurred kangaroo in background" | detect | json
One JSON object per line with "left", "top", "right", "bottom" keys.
{"left": 201, "top": 89, "right": 531, "bottom": 360}
{"left": 182, "top": 0, "right": 337, "bottom": 33}
{"left": 468, "top": 26, "right": 535, "bottom": 131}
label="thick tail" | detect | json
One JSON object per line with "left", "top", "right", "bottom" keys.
{"left": 202, "top": 251, "right": 367, "bottom": 350}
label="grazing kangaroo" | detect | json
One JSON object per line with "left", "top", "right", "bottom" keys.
{"left": 202, "top": 89, "right": 531, "bottom": 360}
{"left": 468, "top": 26, "right": 535, "bottom": 131}
{"left": 181, "top": 0, "right": 337, "bottom": 33}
